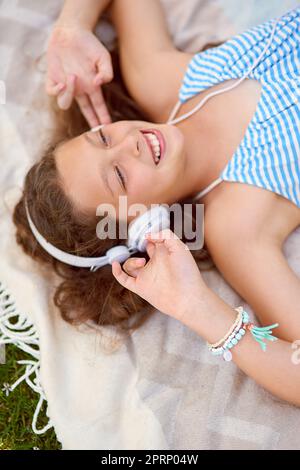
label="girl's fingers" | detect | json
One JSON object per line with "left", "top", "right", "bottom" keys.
{"left": 111, "top": 261, "right": 137, "bottom": 292}
{"left": 145, "top": 229, "right": 184, "bottom": 253}
{"left": 145, "top": 241, "right": 156, "bottom": 258}
{"left": 122, "top": 257, "right": 146, "bottom": 278}
{"left": 88, "top": 87, "right": 112, "bottom": 125}
{"left": 75, "top": 93, "right": 99, "bottom": 128}
{"left": 145, "top": 234, "right": 164, "bottom": 243}
{"left": 94, "top": 56, "right": 114, "bottom": 86}
{"left": 57, "top": 74, "right": 76, "bottom": 110}
{"left": 145, "top": 229, "right": 178, "bottom": 242}
{"left": 46, "top": 78, "right": 66, "bottom": 96}
{"left": 94, "top": 73, "right": 104, "bottom": 87}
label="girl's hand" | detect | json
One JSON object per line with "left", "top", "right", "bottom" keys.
{"left": 112, "top": 229, "right": 208, "bottom": 322}
{"left": 46, "top": 25, "right": 113, "bottom": 127}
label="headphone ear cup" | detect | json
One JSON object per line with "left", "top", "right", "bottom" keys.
{"left": 127, "top": 206, "right": 170, "bottom": 252}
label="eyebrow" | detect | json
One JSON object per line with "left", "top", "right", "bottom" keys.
{"left": 83, "top": 132, "right": 114, "bottom": 198}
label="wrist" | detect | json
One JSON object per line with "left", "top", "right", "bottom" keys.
{"left": 178, "top": 286, "right": 237, "bottom": 344}
{"left": 173, "top": 282, "right": 210, "bottom": 322}
{"left": 54, "top": 20, "right": 93, "bottom": 32}
{"left": 56, "top": 0, "right": 112, "bottom": 31}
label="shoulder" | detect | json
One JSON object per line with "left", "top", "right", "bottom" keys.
{"left": 203, "top": 181, "right": 285, "bottom": 251}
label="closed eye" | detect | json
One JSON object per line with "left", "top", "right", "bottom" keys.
{"left": 98, "top": 128, "right": 108, "bottom": 146}
{"left": 115, "top": 165, "right": 126, "bottom": 190}
{"left": 97, "top": 129, "right": 126, "bottom": 191}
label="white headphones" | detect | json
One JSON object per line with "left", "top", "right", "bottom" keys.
{"left": 25, "top": 201, "right": 170, "bottom": 272}
{"left": 26, "top": 11, "right": 281, "bottom": 272}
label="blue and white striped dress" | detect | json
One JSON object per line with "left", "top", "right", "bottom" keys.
{"left": 179, "top": 8, "right": 300, "bottom": 208}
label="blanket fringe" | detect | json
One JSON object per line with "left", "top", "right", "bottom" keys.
{"left": 0, "top": 281, "right": 53, "bottom": 435}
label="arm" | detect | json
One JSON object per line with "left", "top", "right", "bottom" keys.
{"left": 180, "top": 284, "right": 300, "bottom": 407}
{"left": 46, "top": 0, "right": 114, "bottom": 126}
{"left": 108, "top": 0, "right": 193, "bottom": 122}
{"left": 112, "top": 230, "right": 300, "bottom": 407}
{"left": 55, "top": 0, "right": 111, "bottom": 30}
{"left": 201, "top": 206, "right": 300, "bottom": 403}
{"left": 205, "top": 209, "right": 300, "bottom": 343}
{"left": 109, "top": 0, "right": 175, "bottom": 58}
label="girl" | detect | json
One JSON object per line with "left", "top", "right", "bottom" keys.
{"left": 13, "top": 0, "right": 300, "bottom": 405}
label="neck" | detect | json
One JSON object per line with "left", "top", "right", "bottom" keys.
{"left": 175, "top": 115, "right": 220, "bottom": 201}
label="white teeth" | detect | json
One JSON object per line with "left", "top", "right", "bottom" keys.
{"left": 145, "top": 132, "right": 161, "bottom": 163}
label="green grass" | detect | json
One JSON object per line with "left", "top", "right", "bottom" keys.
{"left": 0, "top": 344, "right": 61, "bottom": 450}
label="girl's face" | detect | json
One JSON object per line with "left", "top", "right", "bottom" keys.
{"left": 55, "top": 120, "right": 187, "bottom": 216}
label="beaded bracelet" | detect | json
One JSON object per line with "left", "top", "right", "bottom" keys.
{"left": 208, "top": 307, "right": 243, "bottom": 349}
{"left": 207, "top": 306, "right": 279, "bottom": 362}
{"left": 208, "top": 308, "right": 246, "bottom": 361}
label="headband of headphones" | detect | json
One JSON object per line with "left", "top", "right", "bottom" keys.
{"left": 25, "top": 202, "right": 170, "bottom": 272}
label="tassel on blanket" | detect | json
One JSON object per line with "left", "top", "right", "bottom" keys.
{"left": 0, "top": 281, "right": 52, "bottom": 435}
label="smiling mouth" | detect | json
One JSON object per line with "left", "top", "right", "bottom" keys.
{"left": 140, "top": 129, "right": 166, "bottom": 165}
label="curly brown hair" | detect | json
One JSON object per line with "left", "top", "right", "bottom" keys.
{"left": 13, "top": 46, "right": 214, "bottom": 335}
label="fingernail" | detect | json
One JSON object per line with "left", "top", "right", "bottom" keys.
{"left": 147, "top": 232, "right": 159, "bottom": 239}
{"left": 94, "top": 76, "right": 102, "bottom": 86}
{"left": 101, "top": 117, "right": 111, "bottom": 125}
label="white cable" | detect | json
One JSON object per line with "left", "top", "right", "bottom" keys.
{"left": 193, "top": 177, "right": 223, "bottom": 200}
{"left": 166, "top": 16, "right": 280, "bottom": 200}
{"left": 167, "top": 100, "right": 182, "bottom": 123}
{"left": 167, "top": 16, "right": 279, "bottom": 127}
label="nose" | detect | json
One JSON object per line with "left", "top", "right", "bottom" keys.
{"left": 113, "top": 133, "right": 140, "bottom": 161}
